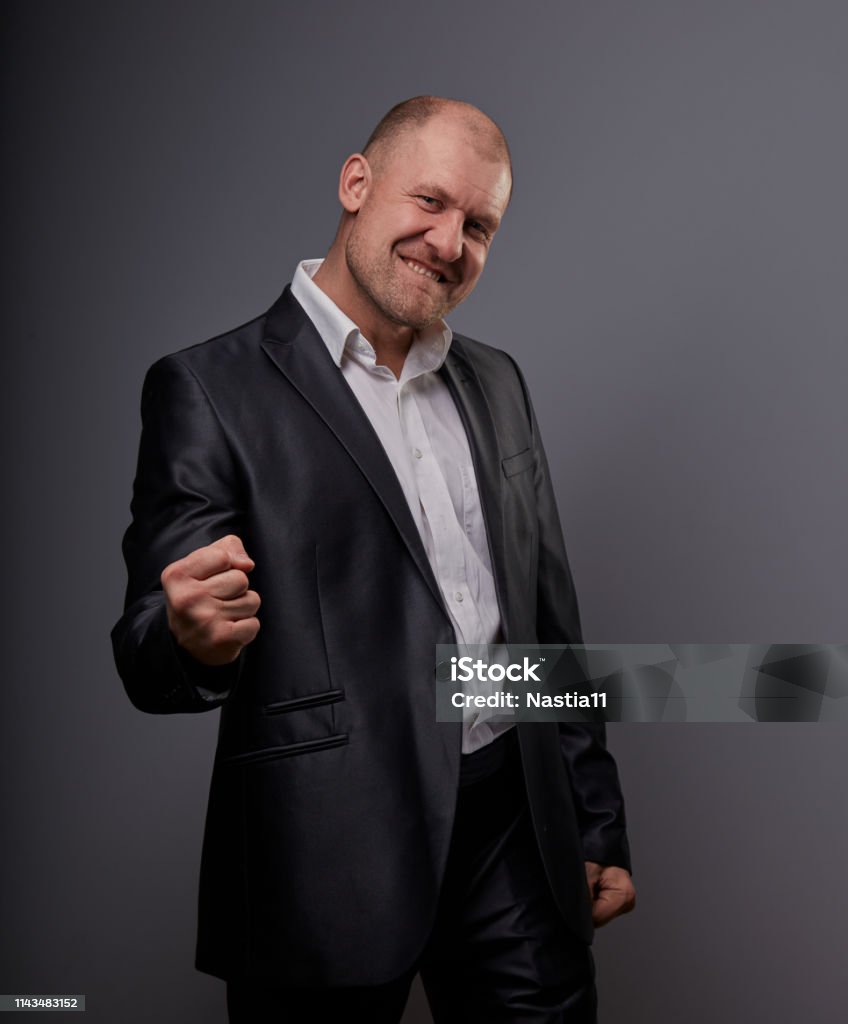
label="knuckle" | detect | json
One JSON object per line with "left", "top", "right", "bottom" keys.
{"left": 236, "top": 616, "right": 259, "bottom": 639}
{"left": 241, "top": 620, "right": 260, "bottom": 645}
{"left": 217, "top": 533, "right": 241, "bottom": 551}
{"left": 196, "top": 603, "right": 219, "bottom": 629}
{"left": 167, "top": 588, "right": 193, "bottom": 615}
{"left": 160, "top": 561, "right": 182, "bottom": 587}
{"left": 178, "top": 581, "right": 208, "bottom": 614}
{"left": 209, "top": 621, "right": 233, "bottom": 648}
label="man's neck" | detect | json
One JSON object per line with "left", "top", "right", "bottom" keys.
{"left": 312, "top": 253, "right": 413, "bottom": 379}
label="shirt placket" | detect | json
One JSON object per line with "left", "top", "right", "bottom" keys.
{"left": 399, "top": 382, "right": 486, "bottom": 649}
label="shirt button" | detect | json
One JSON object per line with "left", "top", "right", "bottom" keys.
{"left": 454, "top": 592, "right": 464, "bottom": 602}
{"left": 413, "top": 448, "right": 423, "bottom": 459}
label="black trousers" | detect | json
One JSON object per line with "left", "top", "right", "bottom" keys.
{"left": 227, "top": 736, "right": 596, "bottom": 1023}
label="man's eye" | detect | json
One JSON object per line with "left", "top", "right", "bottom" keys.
{"left": 467, "top": 221, "right": 490, "bottom": 241}
{"left": 418, "top": 195, "right": 439, "bottom": 206}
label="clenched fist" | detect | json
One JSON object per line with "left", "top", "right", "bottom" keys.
{"left": 161, "top": 535, "right": 261, "bottom": 666}
{"left": 585, "top": 861, "right": 636, "bottom": 928}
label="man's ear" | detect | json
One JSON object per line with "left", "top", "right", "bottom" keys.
{"left": 338, "top": 153, "right": 371, "bottom": 213}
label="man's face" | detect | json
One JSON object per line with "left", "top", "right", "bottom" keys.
{"left": 344, "top": 116, "right": 512, "bottom": 333}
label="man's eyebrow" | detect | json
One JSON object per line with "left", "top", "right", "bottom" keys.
{"left": 411, "top": 183, "right": 500, "bottom": 231}
{"left": 411, "top": 182, "right": 453, "bottom": 204}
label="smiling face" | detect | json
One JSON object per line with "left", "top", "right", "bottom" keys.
{"left": 338, "top": 112, "right": 512, "bottom": 338}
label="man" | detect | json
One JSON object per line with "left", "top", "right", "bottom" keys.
{"left": 112, "top": 96, "right": 635, "bottom": 1023}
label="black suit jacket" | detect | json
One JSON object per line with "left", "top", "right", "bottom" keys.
{"left": 112, "top": 287, "right": 630, "bottom": 985}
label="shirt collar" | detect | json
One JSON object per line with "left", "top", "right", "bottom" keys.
{"left": 290, "top": 259, "right": 453, "bottom": 378}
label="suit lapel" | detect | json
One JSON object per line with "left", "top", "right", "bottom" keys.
{"left": 439, "top": 341, "right": 512, "bottom": 639}
{"left": 260, "top": 288, "right": 447, "bottom": 613}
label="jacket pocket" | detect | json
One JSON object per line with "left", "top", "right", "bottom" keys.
{"left": 262, "top": 688, "right": 344, "bottom": 715}
{"left": 220, "top": 733, "right": 348, "bottom": 766}
{"left": 501, "top": 448, "right": 535, "bottom": 478}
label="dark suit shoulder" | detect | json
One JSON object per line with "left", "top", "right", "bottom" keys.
{"left": 150, "top": 312, "right": 268, "bottom": 380}
{"left": 147, "top": 285, "right": 307, "bottom": 382}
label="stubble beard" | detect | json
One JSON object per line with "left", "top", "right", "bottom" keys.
{"left": 345, "top": 227, "right": 454, "bottom": 332}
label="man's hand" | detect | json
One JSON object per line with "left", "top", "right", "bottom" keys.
{"left": 161, "top": 535, "right": 261, "bottom": 666}
{"left": 585, "top": 861, "right": 636, "bottom": 928}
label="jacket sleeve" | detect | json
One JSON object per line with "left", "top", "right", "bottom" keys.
{"left": 111, "top": 355, "right": 245, "bottom": 714}
{"left": 512, "top": 356, "right": 632, "bottom": 872}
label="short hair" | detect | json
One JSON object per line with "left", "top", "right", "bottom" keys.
{"left": 362, "top": 95, "right": 513, "bottom": 183}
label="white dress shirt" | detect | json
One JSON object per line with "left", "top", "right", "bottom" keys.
{"left": 291, "top": 260, "right": 513, "bottom": 752}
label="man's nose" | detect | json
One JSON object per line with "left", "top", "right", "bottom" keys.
{"left": 425, "top": 211, "right": 464, "bottom": 264}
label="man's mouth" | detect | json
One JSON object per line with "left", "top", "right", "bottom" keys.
{"left": 402, "top": 257, "right": 447, "bottom": 284}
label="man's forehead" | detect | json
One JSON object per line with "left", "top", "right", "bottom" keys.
{"left": 387, "top": 123, "right": 511, "bottom": 209}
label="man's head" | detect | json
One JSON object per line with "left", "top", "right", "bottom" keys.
{"left": 320, "top": 97, "right": 512, "bottom": 342}
{"left": 360, "top": 96, "right": 512, "bottom": 188}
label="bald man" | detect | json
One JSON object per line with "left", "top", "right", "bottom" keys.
{"left": 113, "top": 96, "right": 634, "bottom": 1024}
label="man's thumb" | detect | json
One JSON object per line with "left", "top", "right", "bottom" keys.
{"left": 215, "top": 534, "right": 255, "bottom": 569}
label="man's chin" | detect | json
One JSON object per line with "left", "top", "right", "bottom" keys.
{"left": 383, "top": 304, "right": 449, "bottom": 332}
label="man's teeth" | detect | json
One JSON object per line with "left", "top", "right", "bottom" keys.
{"left": 404, "top": 259, "right": 440, "bottom": 281}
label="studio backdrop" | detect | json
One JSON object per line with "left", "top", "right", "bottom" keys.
{"left": 2, "top": 2, "right": 846, "bottom": 1021}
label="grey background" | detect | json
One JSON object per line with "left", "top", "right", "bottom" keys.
{"left": 2, "top": 1, "right": 846, "bottom": 1021}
